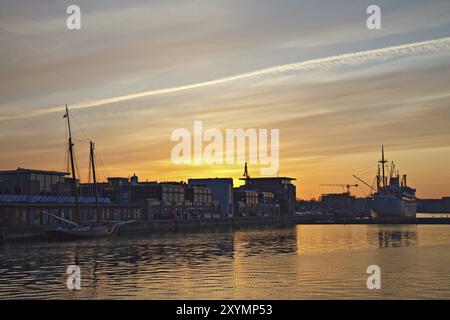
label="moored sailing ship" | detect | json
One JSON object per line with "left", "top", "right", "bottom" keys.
{"left": 45, "top": 106, "right": 134, "bottom": 240}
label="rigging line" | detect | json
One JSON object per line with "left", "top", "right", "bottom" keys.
{"left": 355, "top": 166, "right": 373, "bottom": 174}
{"left": 95, "top": 155, "right": 105, "bottom": 182}
{"left": 96, "top": 163, "right": 106, "bottom": 183}
{"left": 371, "top": 176, "right": 377, "bottom": 190}
{"left": 91, "top": 148, "right": 102, "bottom": 182}
{"left": 96, "top": 151, "right": 110, "bottom": 179}
{"left": 72, "top": 137, "right": 90, "bottom": 143}
{"left": 93, "top": 149, "right": 104, "bottom": 184}
{"left": 90, "top": 141, "right": 110, "bottom": 183}
{"left": 101, "top": 163, "right": 108, "bottom": 182}
{"left": 70, "top": 109, "right": 91, "bottom": 142}
{"left": 95, "top": 152, "right": 108, "bottom": 183}
{"left": 357, "top": 168, "right": 377, "bottom": 176}
{"left": 354, "top": 164, "right": 377, "bottom": 176}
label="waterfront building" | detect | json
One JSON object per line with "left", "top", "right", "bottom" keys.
{"left": 258, "top": 191, "right": 279, "bottom": 216}
{"left": 320, "top": 192, "right": 355, "bottom": 217}
{"left": 240, "top": 177, "right": 296, "bottom": 215}
{"left": 80, "top": 177, "right": 159, "bottom": 204}
{"left": 417, "top": 197, "right": 450, "bottom": 213}
{"left": 234, "top": 188, "right": 259, "bottom": 217}
{"left": 184, "top": 184, "right": 212, "bottom": 205}
{"left": 188, "top": 178, "right": 234, "bottom": 218}
{"left": 234, "top": 187, "right": 282, "bottom": 217}
{"left": 183, "top": 184, "right": 217, "bottom": 218}
{"left": 444, "top": 197, "right": 450, "bottom": 212}
{"left": 1, "top": 169, "right": 299, "bottom": 226}
{"left": 0, "top": 168, "right": 72, "bottom": 196}
{"left": 0, "top": 194, "right": 144, "bottom": 227}
{"left": 81, "top": 177, "right": 219, "bottom": 220}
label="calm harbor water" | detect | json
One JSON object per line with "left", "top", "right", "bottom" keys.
{"left": 1, "top": 224, "right": 450, "bottom": 299}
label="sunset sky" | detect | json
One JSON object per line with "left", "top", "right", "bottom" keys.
{"left": 1, "top": 0, "right": 450, "bottom": 199}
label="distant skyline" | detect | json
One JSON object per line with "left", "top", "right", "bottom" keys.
{"left": 1, "top": 0, "right": 450, "bottom": 199}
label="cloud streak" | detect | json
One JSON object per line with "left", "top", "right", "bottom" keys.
{"left": 2, "top": 36, "right": 450, "bottom": 122}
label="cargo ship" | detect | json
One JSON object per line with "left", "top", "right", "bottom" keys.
{"left": 354, "top": 146, "right": 416, "bottom": 219}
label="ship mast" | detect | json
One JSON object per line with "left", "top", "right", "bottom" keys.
{"left": 90, "top": 141, "right": 99, "bottom": 221}
{"left": 379, "top": 145, "right": 388, "bottom": 189}
{"left": 377, "top": 164, "right": 381, "bottom": 191}
{"left": 64, "top": 105, "right": 80, "bottom": 223}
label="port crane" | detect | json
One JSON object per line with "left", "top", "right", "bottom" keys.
{"left": 320, "top": 184, "right": 359, "bottom": 194}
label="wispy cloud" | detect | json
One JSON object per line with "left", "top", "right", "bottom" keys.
{"left": 2, "top": 36, "right": 450, "bottom": 122}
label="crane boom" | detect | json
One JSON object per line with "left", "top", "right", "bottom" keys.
{"left": 352, "top": 175, "right": 376, "bottom": 192}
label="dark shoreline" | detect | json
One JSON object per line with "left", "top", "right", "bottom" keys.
{"left": 2, "top": 215, "right": 450, "bottom": 243}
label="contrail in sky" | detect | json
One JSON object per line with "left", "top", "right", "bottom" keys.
{"left": 2, "top": 36, "right": 450, "bottom": 121}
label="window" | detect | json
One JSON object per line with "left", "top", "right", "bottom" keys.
{"left": 21, "top": 209, "right": 28, "bottom": 225}
{"left": 114, "top": 209, "right": 120, "bottom": 220}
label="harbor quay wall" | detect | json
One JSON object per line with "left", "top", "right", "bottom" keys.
{"left": 0, "top": 215, "right": 301, "bottom": 242}
{"left": 119, "top": 215, "right": 301, "bottom": 234}
{"left": 2, "top": 216, "right": 450, "bottom": 242}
